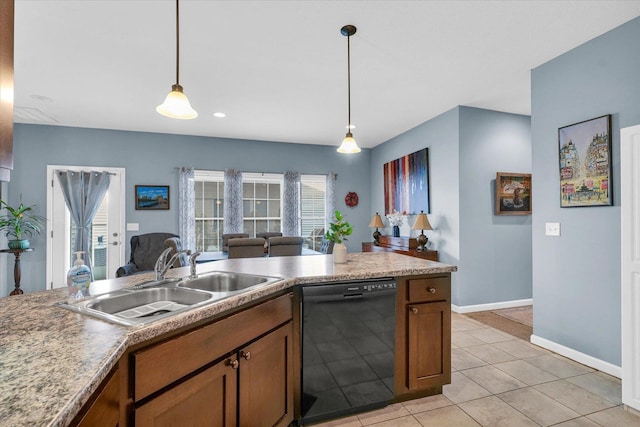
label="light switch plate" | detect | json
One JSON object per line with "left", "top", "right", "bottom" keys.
{"left": 127, "top": 223, "right": 139, "bottom": 231}
{"left": 545, "top": 222, "right": 560, "bottom": 236}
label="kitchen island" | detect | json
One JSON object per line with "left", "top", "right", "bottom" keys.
{"left": 0, "top": 252, "right": 456, "bottom": 426}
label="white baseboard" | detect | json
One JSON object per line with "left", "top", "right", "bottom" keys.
{"left": 451, "top": 298, "right": 533, "bottom": 314}
{"left": 530, "top": 335, "right": 621, "bottom": 379}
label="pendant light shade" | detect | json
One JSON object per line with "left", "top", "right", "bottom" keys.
{"left": 157, "top": 84, "right": 197, "bottom": 119}
{"left": 156, "top": 0, "right": 197, "bottom": 120}
{"left": 337, "top": 25, "right": 361, "bottom": 154}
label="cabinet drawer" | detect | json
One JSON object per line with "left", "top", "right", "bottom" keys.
{"left": 407, "top": 276, "right": 450, "bottom": 302}
{"left": 133, "top": 293, "right": 292, "bottom": 401}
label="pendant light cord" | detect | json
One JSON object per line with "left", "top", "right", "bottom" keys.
{"left": 347, "top": 33, "right": 351, "bottom": 128}
{"left": 175, "top": 0, "right": 180, "bottom": 85}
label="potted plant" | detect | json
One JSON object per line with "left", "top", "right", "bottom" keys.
{"left": 0, "top": 198, "right": 45, "bottom": 250}
{"left": 325, "top": 210, "right": 353, "bottom": 263}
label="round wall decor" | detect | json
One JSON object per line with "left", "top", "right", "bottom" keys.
{"left": 345, "top": 191, "right": 359, "bottom": 207}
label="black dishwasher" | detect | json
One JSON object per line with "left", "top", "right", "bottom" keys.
{"left": 300, "top": 278, "right": 397, "bottom": 425}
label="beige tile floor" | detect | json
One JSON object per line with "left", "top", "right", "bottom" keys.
{"left": 308, "top": 312, "right": 640, "bottom": 427}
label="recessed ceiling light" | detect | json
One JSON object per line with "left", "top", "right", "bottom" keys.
{"left": 213, "top": 112, "right": 226, "bottom": 118}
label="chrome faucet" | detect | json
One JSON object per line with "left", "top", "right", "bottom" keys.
{"left": 154, "top": 247, "right": 191, "bottom": 281}
{"left": 189, "top": 252, "right": 201, "bottom": 279}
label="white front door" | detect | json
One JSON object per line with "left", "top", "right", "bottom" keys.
{"left": 621, "top": 124, "right": 640, "bottom": 411}
{"left": 46, "top": 165, "right": 126, "bottom": 289}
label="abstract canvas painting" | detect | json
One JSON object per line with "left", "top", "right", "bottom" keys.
{"left": 383, "top": 148, "right": 430, "bottom": 215}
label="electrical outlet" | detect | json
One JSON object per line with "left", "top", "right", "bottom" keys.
{"left": 127, "top": 223, "right": 139, "bottom": 231}
{"left": 545, "top": 222, "right": 560, "bottom": 236}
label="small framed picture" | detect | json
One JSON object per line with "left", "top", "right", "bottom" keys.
{"left": 558, "top": 114, "right": 612, "bottom": 207}
{"left": 135, "top": 185, "right": 170, "bottom": 210}
{"left": 495, "top": 172, "right": 532, "bottom": 215}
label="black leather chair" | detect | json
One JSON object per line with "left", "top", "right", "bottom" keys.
{"left": 116, "top": 232, "right": 187, "bottom": 277}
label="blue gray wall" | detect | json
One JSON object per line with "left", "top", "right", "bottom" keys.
{"left": 458, "top": 107, "right": 532, "bottom": 306}
{"left": 370, "top": 106, "right": 532, "bottom": 308}
{"left": 531, "top": 16, "right": 640, "bottom": 367}
{"left": 5, "top": 124, "right": 371, "bottom": 295}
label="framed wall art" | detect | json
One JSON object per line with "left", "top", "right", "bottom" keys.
{"left": 495, "top": 172, "right": 531, "bottom": 215}
{"left": 135, "top": 185, "right": 170, "bottom": 210}
{"left": 558, "top": 114, "right": 612, "bottom": 207}
{"left": 383, "top": 147, "right": 430, "bottom": 215}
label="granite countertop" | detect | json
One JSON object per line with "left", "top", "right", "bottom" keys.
{"left": 0, "top": 252, "right": 456, "bottom": 427}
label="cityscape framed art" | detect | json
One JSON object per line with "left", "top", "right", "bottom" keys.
{"left": 135, "top": 185, "right": 170, "bottom": 210}
{"left": 558, "top": 114, "right": 612, "bottom": 207}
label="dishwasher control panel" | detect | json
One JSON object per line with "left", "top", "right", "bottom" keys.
{"left": 363, "top": 281, "right": 396, "bottom": 291}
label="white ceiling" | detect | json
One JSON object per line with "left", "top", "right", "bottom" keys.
{"left": 13, "top": 1, "right": 640, "bottom": 149}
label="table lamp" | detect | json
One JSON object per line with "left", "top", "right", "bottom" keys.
{"left": 369, "top": 212, "right": 385, "bottom": 245}
{"left": 412, "top": 210, "right": 433, "bottom": 251}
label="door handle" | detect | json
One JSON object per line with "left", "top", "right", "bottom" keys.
{"left": 111, "top": 241, "right": 119, "bottom": 246}
{"left": 240, "top": 351, "right": 251, "bottom": 360}
{"left": 410, "top": 306, "right": 418, "bottom": 314}
{"left": 226, "top": 359, "right": 239, "bottom": 369}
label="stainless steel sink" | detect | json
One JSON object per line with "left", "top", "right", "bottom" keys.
{"left": 177, "top": 271, "right": 282, "bottom": 293}
{"left": 57, "top": 271, "right": 283, "bottom": 327}
{"left": 58, "top": 286, "right": 217, "bottom": 327}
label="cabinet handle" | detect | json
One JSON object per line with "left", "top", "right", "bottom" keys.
{"left": 240, "top": 351, "right": 251, "bottom": 360}
{"left": 227, "top": 359, "right": 239, "bottom": 369}
{"left": 410, "top": 306, "right": 418, "bottom": 314}
{"left": 427, "top": 287, "right": 436, "bottom": 294}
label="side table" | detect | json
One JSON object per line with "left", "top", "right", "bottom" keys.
{"left": 1, "top": 248, "right": 34, "bottom": 295}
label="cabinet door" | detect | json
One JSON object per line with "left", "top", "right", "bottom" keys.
{"left": 77, "top": 368, "right": 119, "bottom": 427}
{"left": 407, "top": 301, "right": 451, "bottom": 390}
{"left": 135, "top": 357, "right": 238, "bottom": 427}
{"left": 239, "top": 322, "right": 294, "bottom": 427}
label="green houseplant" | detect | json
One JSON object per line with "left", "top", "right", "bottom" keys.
{"left": 0, "top": 198, "right": 45, "bottom": 249}
{"left": 326, "top": 210, "right": 352, "bottom": 263}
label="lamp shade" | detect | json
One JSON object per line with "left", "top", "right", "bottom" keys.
{"left": 156, "top": 84, "right": 198, "bottom": 119}
{"left": 337, "top": 132, "right": 361, "bottom": 153}
{"left": 412, "top": 210, "right": 433, "bottom": 231}
{"left": 369, "top": 213, "right": 384, "bottom": 228}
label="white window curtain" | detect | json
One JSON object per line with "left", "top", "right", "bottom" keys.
{"left": 224, "top": 169, "right": 243, "bottom": 233}
{"left": 178, "top": 167, "right": 195, "bottom": 251}
{"left": 282, "top": 171, "right": 300, "bottom": 236}
{"left": 326, "top": 172, "right": 337, "bottom": 222}
{"left": 56, "top": 170, "right": 111, "bottom": 276}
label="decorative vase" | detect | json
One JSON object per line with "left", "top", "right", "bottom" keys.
{"left": 8, "top": 239, "right": 29, "bottom": 250}
{"left": 392, "top": 226, "right": 400, "bottom": 237}
{"left": 333, "top": 242, "right": 347, "bottom": 263}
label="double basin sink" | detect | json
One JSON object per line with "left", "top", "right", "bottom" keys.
{"left": 58, "top": 271, "right": 283, "bottom": 327}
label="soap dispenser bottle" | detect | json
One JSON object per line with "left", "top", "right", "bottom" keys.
{"left": 67, "top": 251, "right": 92, "bottom": 299}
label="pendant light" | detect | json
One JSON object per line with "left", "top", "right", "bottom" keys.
{"left": 337, "top": 25, "right": 361, "bottom": 154}
{"left": 156, "top": 0, "right": 198, "bottom": 119}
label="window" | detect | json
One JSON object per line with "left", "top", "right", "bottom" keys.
{"left": 193, "top": 171, "right": 327, "bottom": 253}
{"left": 194, "top": 171, "right": 224, "bottom": 252}
{"left": 242, "top": 173, "right": 282, "bottom": 236}
{"left": 300, "top": 175, "right": 326, "bottom": 251}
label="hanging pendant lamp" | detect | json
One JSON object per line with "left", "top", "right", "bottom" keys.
{"left": 156, "top": 0, "right": 198, "bottom": 119}
{"left": 337, "top": 25, "right": 361, "bottom": 154}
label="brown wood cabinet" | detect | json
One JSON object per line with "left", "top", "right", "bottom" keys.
{"left": 362, "top": 236, "right": 438, "bottom": 261}
{"left": 130, "top": 293, "right": 294, "bottom": 426}
{"left": 395, "top": 273, "right": 451, "bottom": 400}
{"left": 239, "top": 323, "right": 294, "bottom": 427}
{"left": 75, "top": 367, "right": 120, "bottom": 427}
